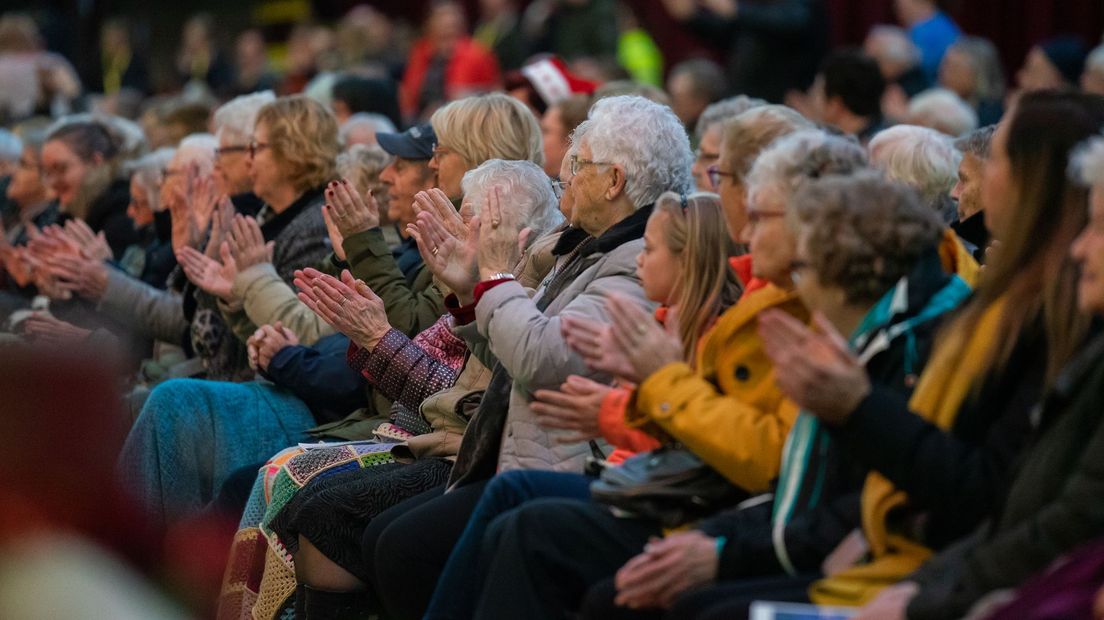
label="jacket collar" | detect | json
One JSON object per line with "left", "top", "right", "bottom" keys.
{"left": 594, "top": 203, "right": 653, "bottom": 254}
{"left": 550, "top": 224, "right": 590, "bottom": 256}
{"left": 258, "top": 185, "right": 325, "bottom": 241}
{"left": 951, "top": 210, "right": 989, "bottom": 251}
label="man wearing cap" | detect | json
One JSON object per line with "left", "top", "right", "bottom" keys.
{"left": 328, "top": 123, "right": 444, "bottom": 339}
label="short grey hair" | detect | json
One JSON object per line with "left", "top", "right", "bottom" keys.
{"left": 868, "top": 124, "right": 961, "bottom": 215}
{"left": 461, "top": 159, "right": 565, "bottom": 241}
{"left": 572, "top": 95, "right": 693, "bottom": 208}
{"left": 336, "top": 143, "right": 392, "bottom": 208}
{"left": 746, "top": 130, "right": 868, "bottom": 207}
{"left": 339, "top": 112, "right": 397, "bottom": 145}
{"left": 866, "top": 25, "right": 922, "bottom": 67}
{"left": 1072, "top": 133, "right": 1104, "bottom": 188}
{"left": 126, "top": 147, "right": 175, "bottom": 210}
{"left": 694, "top": 95, "right": 768, "bottom": 143}
{"left": 954, "top": 125, "right": 997, "bottom": 160}
{"left": 173, "top": 133, "right": 218, "bottom": 178}
{"left": 906, "top": 88, "right": 979, "bottom": 137}
{"left": 213, "top": 90, "right": 276, "bottom": 145}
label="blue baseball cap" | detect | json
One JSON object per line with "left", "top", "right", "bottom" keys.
{"left": 376, "top": 123, "right": 436, "bottom": 160}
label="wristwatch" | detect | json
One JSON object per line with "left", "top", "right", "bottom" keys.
{"left": 484, "top": 272, "right": 516, "bottom": 281}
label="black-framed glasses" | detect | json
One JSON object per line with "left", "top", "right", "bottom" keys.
{"left": 249, "top": 141, "right": 270, "bottom": 158}
{"left": 551, "top": 179, "right": 568, "bottom": 198}
{"left": 216, "top": 145, "right": 250, "bottom": 158}
{"left": 570, "top": 154, "right": 614, "bottom": 176}
{"left": 706, "top": 164, "right": 734, "bottom": 190}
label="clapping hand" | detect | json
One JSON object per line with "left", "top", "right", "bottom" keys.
{"left": 61, "top": 219, "right": 112, "bottom": 261}
{"left": 757, "top": 310, "right": 870, "bottom": 425}
{"left": 226, "top": 215, "right": 273, "bottom": 271}
{"left": 476, "top": 187, "right": 532, "bottom": 280}
{"left": 562, "top": 294, "right": 681, "bottom": 383}
{"left": 295, "top": 268, "right": 392, "bottom": 350}
{"left": 407, "top": 208, "right": 480, "bottom": 302}
{"left": 531, "top": 375, "right": 612, "bottom": 444}
{"left": 412, "top": 188, "right": 469, "bottom": 241}
{"left": 325, "top": 179, "right": 380, "bottom": 237}
{"left": 178, "top": 243, "right": 236, "bottom": 301}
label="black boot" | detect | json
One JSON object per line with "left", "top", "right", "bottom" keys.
{"left": 301, "top": 585, "right": 372, "bottom": 620}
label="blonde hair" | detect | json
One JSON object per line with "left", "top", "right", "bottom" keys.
{"left": 653, "top": 191, "right": 741, "bottom": 362}
{"left": 430, "top": 93, "right": 544, "bottom": 168}
{"left": 255, "top": 95, "right": 340, "bottom": 192}
{"left": 721, "top": 105, "right": 813, "bottom": 182}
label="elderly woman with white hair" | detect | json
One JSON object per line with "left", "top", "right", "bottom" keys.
{"left": 869, "top": 124, "right": 962, "bottom": 223}
{"left": 216, "top": 158, "right": 567, "bottom": 620}
{"left": 212, "top": 90, "right": 274, "bottom": 212}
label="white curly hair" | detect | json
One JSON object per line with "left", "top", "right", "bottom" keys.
{"left": 461, "top": 159, "right": 565, "bottom": 241}
{"left": 571, "top": 95, "right": 693, "bottom": 209}
{"left": 868, "top": 124, "right": 961, "bottom": 214}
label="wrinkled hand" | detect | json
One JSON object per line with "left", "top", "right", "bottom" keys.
{"left": 190, "top": 172, "right": 221, "bottom": 239}
{"left": 407, "top": 209, "right": 480, "bottom": 302}
{"left": 248, "top": 321, "right": 299, "bottom": 372}
{"left": 531, "top": 375, "right": 612, "bottom": 443}
{"left": 295, "top": 268, "right": 391, "bottom": 350}
{"left": 42, "top": 254, "right": 109, "bottom": 300}
{"left": 758, "top": 310, "right": 869, "bottom": 425}
{"left": 227, "top": 215, "right": 273, "bottom": 271}
{"left": 169, "top": 180, "right": 200, "bottom": 253}
{"left": 326, "top": 178, "right": 380, "bottom": 237}
{"left": 21, "top": 312, "right": 92, "bottom": 345}
{"left": 205, "top": 196, "right": 236, "bottom": 259}
{"left": 613, "top": 531, "right": 720, "bottom": 610}
{"left": 413, "top": 188, "right": 468, "bottom": 240}
{"left": 852, "top": 581, "right": 918, "bottom": 620}
{"left": 477, "top": 187, "right": 531, "bottom": 280}
{"left": 562, "top": 295, "right": 680, "bottom": 383}
{"left": 322, "top": 204, "right": 347, "bottom": 262}
{"left": 177, "top": 244, "right": 237, "bottom": 301}
{"left": 62, "top": 219, "right": 112, "bottom": 261}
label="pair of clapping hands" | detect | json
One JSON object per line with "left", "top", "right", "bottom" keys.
{"left": 176, "top": 199, "right": 273, "bottom": 302}
{"left": 14, "top": 219, "right": 112, "bottom": 300}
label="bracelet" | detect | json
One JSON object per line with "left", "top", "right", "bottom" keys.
{"left": 484, "top": 272, "right": 516, "bottom": 281}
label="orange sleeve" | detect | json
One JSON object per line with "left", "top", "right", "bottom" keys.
{"left": 598, "top": 386, "right": 663, "bottom": 455}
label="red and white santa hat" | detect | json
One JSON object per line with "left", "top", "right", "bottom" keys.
{"left": 521, "top": 57, "right": 599, "bottom": 108}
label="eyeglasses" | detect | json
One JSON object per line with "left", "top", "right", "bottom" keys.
{"left": 570, "top": 155, "right": 614, "bottom": 176}
{"left": 551, "top": 179, "right": 568, "bottom": 198}
{"left": 706, "top": 164, "right": 735, "bottom": 190}
{"left": 249, "top": 141, "right": 270, "bottom": 158}
{"left": 216, "top": 145, "right": 250, "bottom": 159}
{"left": 159, "top": 167, "right": 185, "bottom": 185}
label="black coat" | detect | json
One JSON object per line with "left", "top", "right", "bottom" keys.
{"left": 908, "top": 330, "right": 1104, "bottom": 619}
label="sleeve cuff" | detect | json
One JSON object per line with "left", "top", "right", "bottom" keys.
{"left": 346, "top": 339, "right": 373, "bottom": 373}
{"left": 473, "top": 277, "right": 515, "bottom": 304}
{"left": 445, "top": 293, "right": 477, "bottom": 326}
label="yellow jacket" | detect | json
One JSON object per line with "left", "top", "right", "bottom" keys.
{"left": 632, "top": 283, "right": 809, "bottom": 493}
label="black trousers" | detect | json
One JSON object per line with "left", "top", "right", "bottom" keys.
{"left": 362, "top": 480, "right": 488, "bottom": 620}
{"left": 472, "top": 497, "right": 663, "bottom": 620}
{"left": 581, "top": 574, "right": 818, "bottom": 620}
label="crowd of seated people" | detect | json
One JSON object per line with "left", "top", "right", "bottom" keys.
{"left": 5, "top": 4, "right": 1104, "bottom": 620}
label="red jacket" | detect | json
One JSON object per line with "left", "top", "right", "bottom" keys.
{"left": 400, "top": 37, "right": 501, "bottom": 119}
